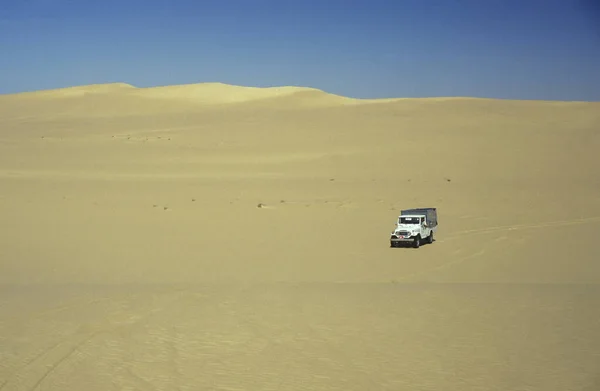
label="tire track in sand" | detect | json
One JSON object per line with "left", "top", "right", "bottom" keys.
{"left": 439, "top": 216, "right": 600, "bottom": 241}
{"left": 0, "top": 290, "right": 188, "bottom": 391}
{"left": 396, "top": 216, "right": 600, "bottom": 282}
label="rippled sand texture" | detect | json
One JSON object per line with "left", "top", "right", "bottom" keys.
{"left": 1, "top": 83, "right": 599, "bottom": 390}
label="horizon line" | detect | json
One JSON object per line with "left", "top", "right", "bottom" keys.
{"left": 2, "top": 81, "right": 599, "bottom": 103}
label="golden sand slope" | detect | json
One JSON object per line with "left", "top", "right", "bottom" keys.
{"left": 1, "top": 83, "right": 599, "bottom": 390}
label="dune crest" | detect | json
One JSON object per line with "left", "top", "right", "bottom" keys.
{"left": 128, "top": 82, "right": 356, "bottom": 106}
{"left": 8, "top": 83, "right": 136, "bottom": 98}
{"left": 3, "top": 82, "right": 598, "bottom": 106}
{"left": 3, "top": 82, "right": 358, "bottom": 106}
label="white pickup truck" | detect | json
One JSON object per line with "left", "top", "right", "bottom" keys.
{"left": 390, "top": 208, "right": 438, "bottom": 248}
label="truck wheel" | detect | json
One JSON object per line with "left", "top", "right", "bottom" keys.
{"left": 413, "top": 236, "right": 420, "bottom": 248}
{"left": 428, "top": 232, "right": 434, "bottom": 244}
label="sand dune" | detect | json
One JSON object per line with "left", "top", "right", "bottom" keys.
{"left": 128, "top": 82, "right": 343, "bottom": 104}
{"left": 1, "top": 83, "right": 599, "bottom": 390}
{"left": 0, "top": 82, "right": 359, "bottom": 123}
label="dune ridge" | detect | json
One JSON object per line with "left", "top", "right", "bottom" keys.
{"left": 4, "top": 81, "right": 598, "bottom": 104}
{"left": 128, "top": 82, "right": 333, "bottom": 103}
{"left": 5, "top": 82, "right": 136, "bottom": 98}
{"left": 2, "top": 82, "right": 597, "bottom": 125}
{"left": 3, "top": 82, "right": 352, "bottom": 105}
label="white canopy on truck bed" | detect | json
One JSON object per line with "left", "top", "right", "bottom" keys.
{"left": 400, "top": 208, "right": 438, "bottom": 227}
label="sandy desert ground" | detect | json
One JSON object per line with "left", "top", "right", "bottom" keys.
{"left": 1, "top": 83, "right": 599, "bottom": 390}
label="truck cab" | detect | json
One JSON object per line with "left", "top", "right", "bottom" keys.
{"left": 390, "top": 208, "right": 437, "bottom": 248}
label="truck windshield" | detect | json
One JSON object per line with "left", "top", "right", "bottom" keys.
{"left": 399, "top": 217, "right": 420, "bottom": 224}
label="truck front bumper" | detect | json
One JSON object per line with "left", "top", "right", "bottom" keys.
{"left": 390, "top": 236, "right": 417, "bottom": 243}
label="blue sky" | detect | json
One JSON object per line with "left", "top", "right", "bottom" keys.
{"left": 1, "top": 0, "right": 599, "bottom": 100}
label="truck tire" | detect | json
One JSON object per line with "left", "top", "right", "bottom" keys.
{"left": 413, "top": 235, "right": 420, "bottom": 248}
{"left": 428, "top": 232, "right": 434, "bottom": 244}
